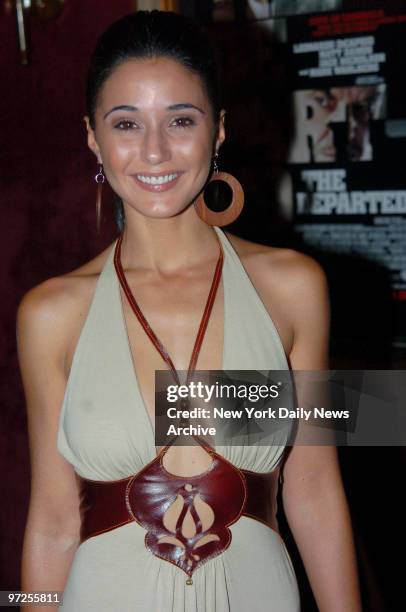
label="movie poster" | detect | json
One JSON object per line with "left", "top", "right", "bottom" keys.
{"left": 210, "top": 0, "right": 342, "bottom": 23}
{"left": 187, "top": 1, "right": 406, "bottom": 341}
{"left": 284, "top": 5, "right": 406, "bottom": 341}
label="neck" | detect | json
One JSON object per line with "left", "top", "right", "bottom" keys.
{"left": 119, "top": 205, "right": 221, "bottom": 275}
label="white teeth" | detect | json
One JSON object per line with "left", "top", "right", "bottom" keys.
{"left": 137, "top": 173, "right": 178, "bottom": 185}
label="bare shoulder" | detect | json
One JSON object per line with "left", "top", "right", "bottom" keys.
{"left": 224, "top": 230, "right": 328, "bottom": 297}
{"left": 223, "top": 231, "right": 329, "bottom": 358}
{"left": 16, "top": 241, "right": 116, "bottom": 371}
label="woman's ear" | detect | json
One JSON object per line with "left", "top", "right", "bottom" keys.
{"left": 83, "top": 116, "right": 102, "bottom": 163}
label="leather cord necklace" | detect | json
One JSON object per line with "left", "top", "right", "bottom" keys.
{"left": 113, "top": 229, "right": 224, "bottom": 392}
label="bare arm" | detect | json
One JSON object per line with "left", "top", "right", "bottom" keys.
{"left": 281, "top": 255, "right": 362, "bottom": 611}
{"left": 17, "top": 281, "right": 82, "bottom": 612}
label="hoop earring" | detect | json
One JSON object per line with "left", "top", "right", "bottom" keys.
{"left": 194, "top": 154, "right": 244, "bottom": 227}
{"left": 94, "top": 163, "right": 105, "bottom": 233}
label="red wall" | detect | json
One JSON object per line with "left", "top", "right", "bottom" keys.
{"left": 0, "top": 0, "right": 132, "bottom": 589}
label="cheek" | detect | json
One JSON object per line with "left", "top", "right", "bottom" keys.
{"left": 94, "top": 125, "right": 137, "bottom": 161}
{"left": 180, "top": 133, "right": 214, "bottom": 166}
{"left": 99, "top": 136, "right": 135, "bottom": 168}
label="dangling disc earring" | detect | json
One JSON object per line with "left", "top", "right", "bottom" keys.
{"left": 94, "top": 163, "right": 105, "bottom": 233}
{"left": 194, "top": 153, "right": 244, "bottom": 226}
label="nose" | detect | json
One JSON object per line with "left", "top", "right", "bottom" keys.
{"left": 141, "top": 125, "right": 171, "bottom": 166}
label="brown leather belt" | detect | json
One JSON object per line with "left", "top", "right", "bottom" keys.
{"left": 79, "top": 446, "right": 282, "bottom": 583}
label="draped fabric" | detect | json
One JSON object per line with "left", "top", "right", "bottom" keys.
{"left": 57, "top": 227, "right": 300, "bottom": 610}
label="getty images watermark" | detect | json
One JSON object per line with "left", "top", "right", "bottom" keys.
{"left": 154, "top": 370, "right": 406, "bottom": 447}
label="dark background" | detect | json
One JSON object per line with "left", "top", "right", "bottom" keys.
{"left": 1, "top": 1, "right": 405, "bottom": 610}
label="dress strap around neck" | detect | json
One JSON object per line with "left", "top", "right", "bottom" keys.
{"left": 113, "top": 230, "right": 224, "bottom": 387}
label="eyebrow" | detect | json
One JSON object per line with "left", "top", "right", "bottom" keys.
{"left": 103, "top": 103, "right": 205, "bottom": 120}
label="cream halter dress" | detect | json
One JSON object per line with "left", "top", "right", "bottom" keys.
{"left": 57, "top": 226, "right": 300, "bottom": 611}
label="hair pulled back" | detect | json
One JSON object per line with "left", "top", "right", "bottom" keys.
{"left": 86, "top": 10, "right": 221, "bottom": 130}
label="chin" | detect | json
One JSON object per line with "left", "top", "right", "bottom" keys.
{"left": 133, "top": 200, "right": 192, "bottom": 220}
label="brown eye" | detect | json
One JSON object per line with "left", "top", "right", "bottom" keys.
{"left": 115, "top": 120, "right": 138, "bottom": 130}
{"left": 170, "top": 117, "right": 195, "bottom": 128}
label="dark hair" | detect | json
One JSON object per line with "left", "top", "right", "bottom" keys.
{"left": 86, "top": 10, "right": 221, "bottom": 232}
{"left": 86, "top": 10, "right": 221, "bottom": 129}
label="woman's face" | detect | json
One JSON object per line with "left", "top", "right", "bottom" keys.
{"left": 85, "top": 57, "right": 225, "bottom": 220}
{"left": 303, "top": 90, "right": 339, "bottom": 162}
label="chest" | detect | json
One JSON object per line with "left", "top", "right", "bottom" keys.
{"left": 59, "top": 243, "right": 292, "bottom": 481}
{"left": 119, "top": 273, "right": 224, "bottom": 427}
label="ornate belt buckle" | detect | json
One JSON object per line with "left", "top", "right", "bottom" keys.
{"left": 125, "top": 451, "right": 247, "bottom": 584}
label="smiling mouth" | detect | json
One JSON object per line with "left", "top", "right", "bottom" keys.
{"left": 136, "top": 172, "right": 180, "bottom": 185}
{"left": 132, "top": 171, "right": 182, "bottom": 193}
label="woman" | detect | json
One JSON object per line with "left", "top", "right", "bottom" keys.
{"left": 18, "top": 10, "right": 361, "bottom": 612}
